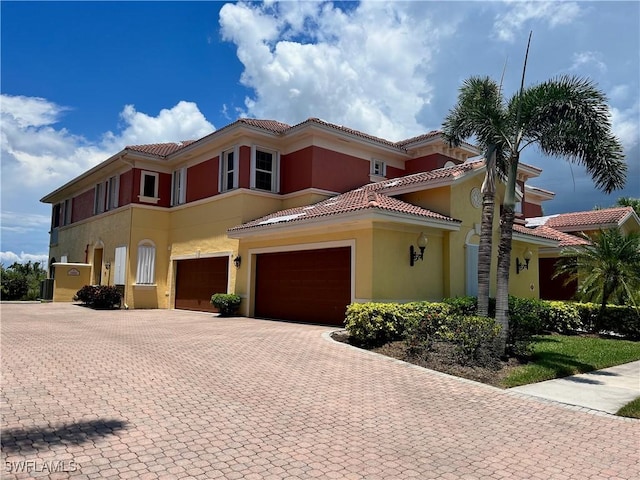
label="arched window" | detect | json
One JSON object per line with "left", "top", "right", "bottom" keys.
{"left": 136, "top": 240, "right": 156, "bottom": 285}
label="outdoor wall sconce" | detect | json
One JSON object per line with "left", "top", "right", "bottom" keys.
{"left": 410, "top": 232, "right": 428, "bottom": 267}
{"left": 516, "top": 248, "right": 533, "bottom": 274}
{"left": 233, "top": 256, "right": 242, "bottom": 268}
{"left": 105, "top": 261, "right": 111, "bottom": 270}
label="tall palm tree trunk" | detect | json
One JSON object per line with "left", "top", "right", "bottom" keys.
{"left": 477, "top": 146, "right": 497, "bottom": 317}
{"left": 495, "top": 159, "right": 519, "bottom": 352}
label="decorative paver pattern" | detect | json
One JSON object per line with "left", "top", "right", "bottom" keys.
{"left": 2, "top": 304, "right": 638, "bottom": 479}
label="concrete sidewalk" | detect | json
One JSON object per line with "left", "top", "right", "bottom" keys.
{"left": 510, "top": 360, "right": 640, "bottom": 414}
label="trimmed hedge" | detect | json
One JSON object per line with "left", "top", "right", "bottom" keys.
{"left": 210, "top": 293, "right": 241, "bottom": 317}
{"left": 74, "top": 285, "right": 121, "bottom": 309}
{"left": 344, "top": 297, "right": 640, "bottom": 355}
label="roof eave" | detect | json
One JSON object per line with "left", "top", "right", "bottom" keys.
{"left": 228, "top": 209, "right": 460, "bottom": 239}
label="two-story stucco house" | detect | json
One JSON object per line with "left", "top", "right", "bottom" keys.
{"left": 42, "top": 117, "right": 566, "bottom": 324}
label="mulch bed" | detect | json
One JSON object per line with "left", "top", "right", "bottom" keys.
{"left": 331, "top": 331, "right": 523, "bottom": 388}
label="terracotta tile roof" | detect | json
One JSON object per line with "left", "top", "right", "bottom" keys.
{"left": 292, "top": 118, "right": 404, "bottom": 149}
{"left": 395, "top": 130, "right": 447, "bottom": 147}
{"left": 126, "top": 140, "right": 197, "bottom": 157}
{"left": 529, "top": 225, "right": 590, "bottom": 247}
{"left": 369, "top": 160, "right": 485, "bottom": 192}
{"left": 530, "top": 207, "right": 634, "bottom": 231}
{"left": 237, "top": 118, "right": 291, "bottom": 133}
{"left": 229, "top": 188, "right": 459, "bottom": 232}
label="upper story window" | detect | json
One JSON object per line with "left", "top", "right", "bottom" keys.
{"left": 371, "top": 159, "right": 386, "bottom": 177}
{"left": 220, "top": 148, "right": 237, "bottom": 192}
{"left": 139, "top": 171, "right": 159, "bottom": 203}
{"left": 94, "top": 182, "right": 106, "bottom": 214}
{"left": 171, "top": 167, "right": 186, "bottom": 206}
{"left": 106, "top": 175, "right": 119, "bottom": 211}
{"left": 62, "top": 198, "right": 72, "bottom": 225}
{"left": 251, "top": 146, "right": 279, "bottom": 192}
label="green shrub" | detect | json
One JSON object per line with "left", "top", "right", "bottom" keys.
{"left": 344, "top": 303, "right": 408, "bottom": 346}
{"left": 541, "top": 301, "right": 582, "bottom": 334}
{"left": 1, "top": 276, "right": 29, "bottom": 300}
{"left": 439, "top": 315, "right": 502, "bottom": 366}
{"left": 404, "top": 303, "right": 452, "bottom": 357}
{"left": 507, "top": 296, "right": 546, "bottom": 357}
{"left": 74, "top": 285, "right": 121, "bottom": 309}
{"left": 210, "top": 293, "right": 241, "bottom": 316}
{"left": 576, "top": 302, "right": 640, "bottom": 339}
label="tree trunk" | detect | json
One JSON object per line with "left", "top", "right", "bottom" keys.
{"left": 495, "top": 158, "right": 519, "bottom": 354}
{"left": 477, "top": 193, "right": 495, "bottom": 316}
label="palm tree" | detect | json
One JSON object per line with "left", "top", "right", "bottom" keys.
{"left": 616, "top": 197, "right": 640, "bottom": 216}
{"left": 443, "top": 52, "right": 626, "bottom": 353}
{"left": 554, "top": 229, "right": 640, "bottom": 316}
{"left": 442, "top": 78, "right": 507, "bottom": 317}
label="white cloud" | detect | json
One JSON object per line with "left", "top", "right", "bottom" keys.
{"left": 0, "top": 95, "right": 215, "bottom": 190}
{"left": 0, "top": 251, "right": 49, "bottom": 267}
{"left": 569, "top": 51, "right": 607, "bottom": 73}
{"left": 1, "top": 94, "right": 215, "bottom": 263}
{"left": 494, "top": 1, "right": 581, "bottom": 42}
{"left": 219, "top": 1, "right": 453, "bottom": 141}
{"left": 610, "top": 100, "right": 640, "bottom": 151}
{"left": 609, "top": 84, "right": 630, "bottom": 103}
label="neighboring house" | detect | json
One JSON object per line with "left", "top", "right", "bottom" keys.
{"left": 526, "top": 207, "right": 640, "bottom": 300}
{"left": 41, "top": 117, "right": 558, "bottom": 324}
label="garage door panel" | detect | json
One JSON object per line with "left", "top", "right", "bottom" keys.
{"left": 255, "top": 247, "right": 351, "bottom": 325}
{"left": 175, "top": 257, "right": 229, "bottom": 312}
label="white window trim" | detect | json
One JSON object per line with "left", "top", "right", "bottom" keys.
{"left": 371, "top": 159, "right": 386, "bottom": 177}
{"left": 139, "top": 171, "right": 160, "bottom": 204}
{"left": 171, "top": 167, "right": 187, "bottom": 206}
{"left": 250, "top": 145, "right": 279, "bottom": 192}
{"left": 219, "top": 147, "right": 239, "bottom": 193}
{"left": 135, "top": 240, "right": 156, "bottom": 285}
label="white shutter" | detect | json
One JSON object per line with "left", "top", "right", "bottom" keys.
{"left": 114, "top": 246, "right": 126, "bottom": 285}
{"left": 465, "top": 244, "right": 479, "bottom": 297}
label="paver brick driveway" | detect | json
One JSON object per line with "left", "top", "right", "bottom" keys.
{"left": 2, "top": 303, "right": 638, "bottom": 479}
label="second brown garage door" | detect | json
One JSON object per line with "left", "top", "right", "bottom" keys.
{"left": 175, "top": 257, "right": 229, "bottom": 312}
{"left": 255, "top": 247, "right": 351, "bottom": 325}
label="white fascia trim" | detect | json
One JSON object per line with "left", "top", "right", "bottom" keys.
{"left": 279, "top": 188, "right": 340, "bottom": 199}
{"left": 517, "top": 163, "right": 542, "bottom": 179}
{"left": 512, "top": 231, "right": 559, "bottom": 247}
{"left": 170, "top": 250, "right": 234, "bottom": 261}
{"left": 52, "top": 262, "right": 92, "bottom": 267}
{"left": 228, "top": 209, "right": 460, "bottom": 239}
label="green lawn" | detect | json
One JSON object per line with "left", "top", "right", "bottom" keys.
{"left": 616, "top": 397, "right": 640, "bottom": 419}
{"left": 502, "top": 335, "right": 640, "bottom": 388}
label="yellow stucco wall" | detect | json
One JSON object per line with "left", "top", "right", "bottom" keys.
{"left": 371, "top": 225, "right": 445, "bottom": 301}
{"left": 52, "top": 263, "right": 92, "bottom": 302}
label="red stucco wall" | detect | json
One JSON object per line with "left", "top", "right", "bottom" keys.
{"left": 187, "top": 157, "right": 219, "bottom": 202}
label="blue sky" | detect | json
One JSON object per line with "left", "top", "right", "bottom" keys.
{"left": 1, "top": 1, "right": 639, "bottom": 265}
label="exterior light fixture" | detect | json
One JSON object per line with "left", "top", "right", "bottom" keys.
{"left": 233, "top": 256, "right": 242, "bottom": 268}
{"left": 516, "top": 248, "right": 533, "bottom": 274}
{"left": 410, "top": 232, "right": 428, "bottom": 267}
{"left": 105, "top": 261, "right": 111, "bottom": 270}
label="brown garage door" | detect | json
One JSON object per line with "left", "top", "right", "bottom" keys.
{"left": 255, "top": 247, "right": 351, "bottom": 325}
{"left": 175, "top": 257, "right": 229, "bottom": 312}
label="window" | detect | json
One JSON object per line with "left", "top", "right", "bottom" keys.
{"left": 52, "top": 203, "right": 62, "bottom": 228}
{"left": 114, "top": 246, "right": 127, "bottom": 285}
{"left": 139, "top": 171, "right": 159, "bottom": 203}
{"left": 171, "top": 167, "right": 186, "bottom": 206}
{"left": 106, "top": 175, "right": 119, "bottom": 211}
{"left": 62, "top": 199, "right": 72, "bottom": 225}
{"left": 371, "top": 159, "right": 386, "bottom": 177}
{"left": 94, "top": 182, "right": 105, "bottom": 214}
{"left": 220, "top": 149, "right": 237, "bottom": 192}
{"left": 251, "top": 146, "right": 279, "bottom": 192}
{"left": 136, "top": 241, "right": 155, "bottom": 285}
